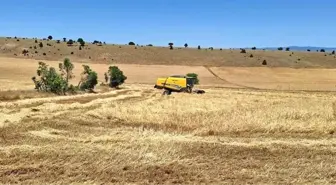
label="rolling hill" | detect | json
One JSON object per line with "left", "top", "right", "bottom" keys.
{"left": 1, "top": 36, "right": 336, "bottom": 68}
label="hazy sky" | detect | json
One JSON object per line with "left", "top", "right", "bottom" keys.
{"left": 0, "top": 0, "right": 335, "bottom": 48}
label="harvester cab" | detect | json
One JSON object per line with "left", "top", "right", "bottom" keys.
{"left": 154, "top": 75, "right": 196, "bottom": 95}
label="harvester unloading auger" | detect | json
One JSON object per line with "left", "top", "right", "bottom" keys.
{"left": 154, "top": 75, "right": 205, "bottom": 95}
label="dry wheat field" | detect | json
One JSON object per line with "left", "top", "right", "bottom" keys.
{"left": 1, "top": 80, "right": 336, "bottom": 184}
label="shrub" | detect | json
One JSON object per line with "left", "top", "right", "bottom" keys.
{"left": 71, "top": 52, "right": 74, "bottom": 55}
{"left": 184, "top": 43, "right": 188, "bottom": 48}
{"left": 35, "top": 51, "right": 38, "bottom": 54}
{"left": 250, "top": 54, "right": 254, "bottom": 58}
{"left": 107, "top": 66, "right": 127, "bottom": 88}
{"left": 35, "top": 40, "right": 38, "bottom": 43}
{"left": 79, "top": 46, "right": 82, "bottom": 50}
{"left": 278, "top": 47, "right": 283, "bottom": 51}
{"left": 43, "top": 53, "right": 46, "bottom": 56}
{"left": 262, "top": 60, "right": 267, "bottom": 65}
{"left": 286, "top": 47, "right": 290, "bottom": 51}
{"left": 32, "top": 62, "right": 67, "bottom": 95}
{"left": 332, "top": 50, "right": 335, "bottom": 55}
{"left": 147, "top": 44, "right": 153, "bottom": 47}
{"left": 252, "top": 47, "right": 256, "bottom": 50}
{"left": 22, "top": 49, "right": 29, "bottom": 55}
{"left": 48, "top": 35, "right": 53, "bottom": 40}
{"left": 56, "top": 40, "right": 60, "bottom": 44}
{"left": 128, "top": 41, "right": 135, "bottom": 45}
{"left": 209, "top": 47, "right": 214, "bottom": 50}
{"left": 220, "top": 48, "right": 222, "bottom": 50}
{"left": 186, "top": 73, "right": 199, "bottom": 84}
{"left": 240, "top": 49, "right": 246, "bottom": 53}
{"left": 307, "top": 49, "right": 311, "bottom": 52}
{"left": 320, "top": 49, "right": 325, "bottom": 52}
{"left": 63, "top": 38, "right": 67, "bottom": 42}
{"left": 198, "top": 45, "right": 201, "bottom": 50}
{"left": 34, "top": 46, "right": 37, "bottom": 49}
{"left": 39, "top": 42, "right": 43, "bottom": 48}
{"left": 79, "top": 65, "right": 98, "bottom": 91}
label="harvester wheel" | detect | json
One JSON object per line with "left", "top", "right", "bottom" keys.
{"left": 162, "top": 89, "right": 171, "bottom": 95}
{"left": 186, "top": 86, "right": 192, "bottom": 93}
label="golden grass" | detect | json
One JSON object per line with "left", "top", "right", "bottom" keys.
{"left": 1, "top": 84, "right": 336, "bottom": 184}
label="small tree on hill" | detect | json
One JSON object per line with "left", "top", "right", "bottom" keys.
{"left": 48, "top": 35, "right": 53, "bottom": 40}
{"left": 67, "top": 39, "right": 74, "bottom": 46}
{"left": 186, "top": 73, "right": 199, "bottom": 85}
{"left": 184, "top": 43, "right": 188, "bottom": 48}
{"left": 168, "top": 43, "right": 174, "bottom": 50}
{"left": 128, "top": 41, "right": 135, "bottom": 45}
{"left": 77, "top": 38, "right": 85, "bottom": 46}
{"left": 78, "top": 65, "right": 98, "bottom": 91}
{"left": 107, "top": 66, "right": 127, "bottom": 88}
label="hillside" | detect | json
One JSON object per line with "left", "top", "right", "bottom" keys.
{"left": 1, "top": 36, "right": 336, "bottom": 68}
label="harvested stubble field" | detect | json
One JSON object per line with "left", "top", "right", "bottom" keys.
{"left": 1, "top": 37, "right": 336, "bottom": 184}
{"left": 1, "top": 83, "right": 336, "bottom": 184}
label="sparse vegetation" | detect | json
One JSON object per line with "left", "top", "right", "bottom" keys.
{"left": 240, "top": 49, "right": 246, "bottom": 53}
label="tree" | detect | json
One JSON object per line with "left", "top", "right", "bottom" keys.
{"left": 252, "top": 47, "right": 256, "bottom": 50}
{"left": 240, "top": 49, "right": 246, "bottom": 53}
{"left": 107, "top": 66, "right": 127, "bottom": 88}
{"left": 67, "top": 39, "right": 74, "bottom": 46}
{"left": 184, "top": 43, "right": 188, "bottom": 48}
{"left": 286, "top": 47, "right": 290, "bottom": 51}
{"left": 128, "top": 41, "right": 135, "bottom": 45}
{"left": 320, "top": 49, "right": 325, "bottom": 52}
{"left": 78, "top": 65, "right": 98, "bottom": 91}
{"left": 63, "top": 38, "right": 67, "bottom": 42}
{"left": 307, "top": 49, "right": 311, "bottom": 52}
{"left": 186, "top": 73, "right": 199, "bottom": 85}
{"left": 198, "top": 45, "right": 201, "bottom": 50}
{"left": 278, "top": 47, "right": 283, "bottom": 51}
{"left": 77, "top": 38, "right": 85, "bottom": 46}
{"left": 48, "top": 35, "right": 53, "bottom": 40}
{"left": 332, "top": 50, "right": 335, "bottom": 55}
{"left": 59, "top": 58, "right": 74, "bottom": 86}
{"left": 168, "top": 42, "right": 174, "bottom": 50}
{"left": 104, "top": 73, "right": 108, "bottom": 83}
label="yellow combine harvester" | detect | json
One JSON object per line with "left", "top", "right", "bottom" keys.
{"left": 154, "top": 75, "right": 204, "bottom": 95}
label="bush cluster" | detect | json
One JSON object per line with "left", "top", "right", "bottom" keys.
{"left": 32, "top": 58, "right": 128, "bottom": 95}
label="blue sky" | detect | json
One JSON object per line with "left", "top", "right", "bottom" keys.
{"left": 0, "top": 0, "right": 335, "bottom": 48}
